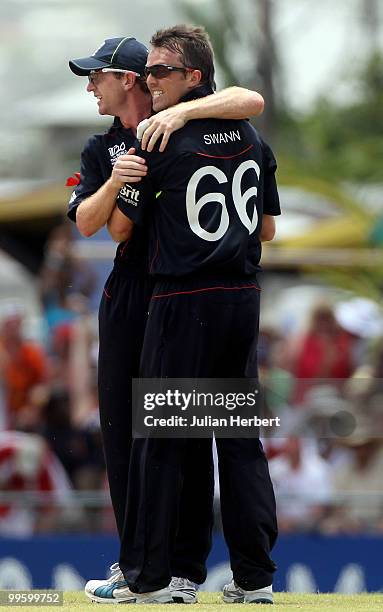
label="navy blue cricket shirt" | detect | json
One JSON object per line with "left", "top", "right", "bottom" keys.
{"left": 67, "top": 118, "right": 149, "bottom": 274}
{"left": 117, "top": 86, "right": 281, "bottom": 278}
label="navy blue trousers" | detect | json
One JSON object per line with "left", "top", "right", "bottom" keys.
{"left": 120, "top": 278, "right": 277, "bottom": 592}
{"left": 98, "top": 266, "right": 214, "bottom": 580}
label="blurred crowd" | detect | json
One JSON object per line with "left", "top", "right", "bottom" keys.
{"left": 0, "top": 222, "right": 107, "bottom": 536}
{"left": 1, "top": 221, "right": 383, "bottom": 536}
{"left": 260, "top": 299, "right": 383, "bottom": 534}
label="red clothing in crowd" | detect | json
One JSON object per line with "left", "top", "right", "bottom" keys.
{"left": 1, "top": 341, "right": 47, "bottom": 414}
{"left": 292, "top": 330, "right": 353, "bottom": 404}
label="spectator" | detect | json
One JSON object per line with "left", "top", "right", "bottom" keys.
{"left": 0, "top": 305, "right": 48, "bottom": 430}
{"left": 335, "top": 297, "right": 383, "bottom": 369}
{"left": 259, "top": 326, "right": 294, "bottom": 415}
{"left": 39, "top": 221, "right": 96, "bottom": 334}
{"left": 288, "top": 303, "right": 354, "bottom": 404}
{"left": 0, "top": 430, "right": 74, "bottom": 536}
{"left": 325, "top": 430, "right": 383, "bottom": 533}
{"left": 268, "top": 436, "right": 333, "bottom": 532}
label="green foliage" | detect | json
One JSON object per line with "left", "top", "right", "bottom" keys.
{"left": 275, "top": 166, "right": 372, "bottom": 220}
{"left": 307, "top": 267, "right": 383, "bottom": 303}
{"left": 177, "top": 0, "right": 382, "bottom": 183}
{"left": 177, "top": 0, "right": 242, "bottom": 87}
{"left": 276, "top": 52, "right": 383, "bottom": 183}
{"left": 176, "top": 0, "right": 382, "bottom": 300}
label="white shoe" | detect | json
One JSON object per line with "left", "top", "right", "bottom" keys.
{"left": 85, "top": 562, "right": 127, "bottom": 603}
{"left": 85, "top": 562, "right": 173, "bottom": 604}
{"left": 170, "top": 577, "right": 198, "bottom": 603}
{"left": 113, "top": 584, "right": 173, "bottom": 604}
{"left": 223, "top": 579, "right": 273, "bottom": 604}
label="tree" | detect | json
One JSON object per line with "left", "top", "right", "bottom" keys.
{"left": 178, "top": 0, "right": 280, "bottom": 140}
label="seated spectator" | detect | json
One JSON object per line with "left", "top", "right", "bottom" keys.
{"left": 325, "top": 427, "right": 383, "bottom": 533}
{"left": 259, "top": 326, "right": 294, "bottom": 416}
{"left": 0, "top": 305, "right": 49, "bottom": 430}
{"left": 268, "top": 436, "right": 333, "bottom": 532}
{"left": 41, "top": 385, "right": 104, "bottom": 492}
{"left": 39, "top": 221, "right": 96, "bottom": 333}
{"left": 0, "top": 430, "right": 75, "bottom": 536}
{"left": 335, "top": 297, "right": 383, "bottom": 369}
{"left": 288, "top": 303, "right": 354, "bottom": 405}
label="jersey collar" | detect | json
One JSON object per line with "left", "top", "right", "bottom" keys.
{"left": 178, "top": 84, "right": 214, "bottom": 104}
{"left": 109, "top": 116, "right": 135, "bottom": 136}
{"left": 111, "top": 116, "right": 123, "bottom": 129}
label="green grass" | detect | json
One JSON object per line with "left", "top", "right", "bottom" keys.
{"left": 7, "top": 592, "right": 383, "bottom": 611}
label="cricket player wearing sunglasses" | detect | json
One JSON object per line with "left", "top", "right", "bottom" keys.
{"left": 67, "top": 34, "right": 267, "bottom": 605}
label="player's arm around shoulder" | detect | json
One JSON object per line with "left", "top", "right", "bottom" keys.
{"left": 182, "top": 86, "right": 265, "bottom": 121}
{"left": 140, "top": 86, "right": 264, "bottom": 153}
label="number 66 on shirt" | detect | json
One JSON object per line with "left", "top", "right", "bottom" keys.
{"left": 117, "top": 118, "right": 281, "bottom": 277}
{"left": 186, "top": 160, "right": 260, "bottom": 242}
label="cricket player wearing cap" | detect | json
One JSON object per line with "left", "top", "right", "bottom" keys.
{"left": 110, "top": 24, "right": 279, "bottom": 604}
{"left": 67, "top": 34, "right": 266, "bottom": 605}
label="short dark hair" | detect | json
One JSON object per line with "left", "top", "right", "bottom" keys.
{"left": 150, "top": 24, "right": 216, "bottom": 90}
{"left": 113, "top": 71, "right": 149, "bottom": 94}
{"left": 136, "top": 75, "right": 149, "bottom": 94}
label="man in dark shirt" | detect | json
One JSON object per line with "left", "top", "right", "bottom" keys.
{"left": 67, "top": 35, "right": 267, "bottom": 605}
{"left": 111, "top": 25, "right": 279, "bottom": 605}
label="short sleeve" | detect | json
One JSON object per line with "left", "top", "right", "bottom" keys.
{"left": 117, "top": 144, "right": 168, "bottom": 226}
{"left": 262, "top": 140, "right": 281, "bottom": 216}
{"left": 67, "top": 136, "right": 106, "bottom": 222}
{"left": 117, "top": 178, "right": 156, "bottom": 227}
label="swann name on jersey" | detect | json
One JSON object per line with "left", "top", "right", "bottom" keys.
{"left": 203, "top": 129, "right": 241, "bottom": 145}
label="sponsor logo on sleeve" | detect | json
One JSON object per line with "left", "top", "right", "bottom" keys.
{"left": 108, "top": 142, "right": 127, "bottom": 166}
{"left": 119, "top": 184, "right": 140, "bottom": 206}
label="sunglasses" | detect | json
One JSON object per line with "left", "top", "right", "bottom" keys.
{"left": 144, "top": 64, "right": 192, "bottom": 79}
{"left": 88, "top": 68, "right": 141, "bottom": 84}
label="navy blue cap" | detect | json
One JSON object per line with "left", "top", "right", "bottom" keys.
{"left": 69, "top": 37, "right": 148, "bottom": 76}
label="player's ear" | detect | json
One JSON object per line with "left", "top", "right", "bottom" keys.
{"left": 188, "top": 69, "right": 202, "bottom": 87}
{"left": 122, "top": 72, "right": 137, "bottom": 90}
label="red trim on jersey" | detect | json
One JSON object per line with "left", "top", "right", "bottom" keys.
{"left": 151, "top": 284, "right": 261, "bottom": 299}
{"left": 103, "top": 287, "right": 112, "bottom": 299}
{"left": 195, "top": 144, "right": 254, "bottom": 160}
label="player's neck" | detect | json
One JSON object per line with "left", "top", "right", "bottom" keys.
{"left": 119, "top": 89, "right": 152, "bottom": 133}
